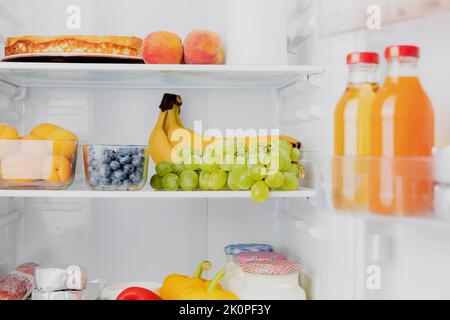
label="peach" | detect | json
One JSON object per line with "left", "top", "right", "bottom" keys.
{"left": 30, "top": 123, "right": 62, "bottom": 139}
{"left": 41, "top": 154, "right": 73, "bottom": 183}
{"left": 47, "top": 128, "right": 78, "bottom": 160}
{"left": 183, "top": 30, "right": 223, "bottom": 65}
{"left": 20, "top": 134, "right": 52, "bottom": 159}
{"left": 0, "top": 124, "right": 20, "bottom": 157}
{"left": 142, "top": 31, "right": 183, "bottom": 64}
{"left": 0, "top": 152, "right": 42, "bottom": 182}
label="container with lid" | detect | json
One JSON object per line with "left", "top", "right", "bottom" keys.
{"left": 232, "top": 260, "right": 306, "bottom": 300}
{"left": 223, "top": 252, "right": 286, "bottom": 292}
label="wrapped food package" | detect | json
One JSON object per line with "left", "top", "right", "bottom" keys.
{"left": 0, "top": 263, "right": 39, "bottom": 300}
{"left": 32, "top": 290, "right": 84, "bottom": 300}
{"left": 35, "top": 265, "right": 88, "bottom": 292}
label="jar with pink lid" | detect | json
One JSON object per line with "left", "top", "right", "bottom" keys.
{"left": 232, "top": 260, "right": 306, "bottom": 300}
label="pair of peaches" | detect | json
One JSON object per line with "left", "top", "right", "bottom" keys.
{"left": 142, "top": 30, "right": 223, "bottom": 65}
{"left": 0, "top": 124, "right": 78, "bottom": 184}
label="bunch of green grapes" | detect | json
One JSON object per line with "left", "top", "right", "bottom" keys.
{"left": 150, "top": 140, "right": 304, "bottom": 203}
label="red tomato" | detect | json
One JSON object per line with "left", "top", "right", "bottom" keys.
{"left": 116, "top": 287, "right": 162, "bottom": 300}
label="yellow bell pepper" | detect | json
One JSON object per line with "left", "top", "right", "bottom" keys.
{"left": 179, "top": 269, "right": 239, "bottom": 300}
{"left": 161, "top": 261, "right": 213, "bottom": 300}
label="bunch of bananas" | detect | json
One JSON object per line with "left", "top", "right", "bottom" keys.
{"left": 149, "top": 94, "right": 301, "bottom": 164}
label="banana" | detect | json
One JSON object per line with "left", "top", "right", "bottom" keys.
{"left": 149, "top": 110, "right": 174, "bottom": 164}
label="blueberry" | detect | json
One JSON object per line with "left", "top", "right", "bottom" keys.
{"left": 129, "top": 171, "right": 142, "bottom": 184}
{"left": 89, "top": 147, "right": 95, "bottom": 156}
{"left": 131, "top": 155, "right": 142, "bottom": 167}
{"left": 100, "top": 178, "right": 112, "bottom": 186}
{"left": 123, "top": 164, "right": 134, "bottom": 174}
{"left": 110, "top": 161, "right": 120, "bottom": 170}
{"left": 112, "top": 179, "right": 123, "bottom": 186}
{"left": 103, "top": 154, "right": 113, "bottom": 164}
{"left": 88, "top": 154, "right": 95, "bottom": 163}
{"left": 117, "top": 148, "right": 128, "bottom": 157}
{"left": 113, "top": 170, "right": 126, "bottom": 181}
{"left": 99, "top": 164, "right": 112, "bottom": 178}
{"left": 90, "top": 176, "right": 100, "bottom": 185}
{"left": 119, "top": 155, "right": 131, "bottom": 165}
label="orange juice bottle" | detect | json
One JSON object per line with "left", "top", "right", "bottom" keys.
{"left": 333, "top": 52, "right": 380, "bottom": 211}
{"left": 370, "top": 45, "right": 434, "bottom": 216}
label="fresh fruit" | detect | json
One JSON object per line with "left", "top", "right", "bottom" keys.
{"left": 265, "top": 172, "right": 285, "bottom": 189}
{"left": 236, "top": 171, "right": 254, "bottom": 190}
{"left": 142, "top": 31, "right": 183, "bottom": 64}
{"left": 116, "top": 287, "right": 161, "bottom": 300}
{"left": 248, "top": 164, "right": 267, "bottom": 181}
{"left": 207, "top": 169, "right": 227, "bottom": 191}
{"left": 199, "top": 171, "right": 210, "bottom": 190}
{"left": 156, "top": 161, "right": 173, "bottom": 177}
{"left": 30, "top": 123, "right": 61, "bottom": 139}
{"left": 227, "top": 170, "right": 240, "bottom": 191}
{"left": 0, "top": 124, "right": 20, "bottom": 157}
{"left": 41, "top": 154, "right": 72, "bottom": 183}
{"left": 280, "top": 172, "right": 299, "bottom": 191}
{"left": 20, "top": 134, "right": 50, "bottom": 159}
{"left": 183, "top": 30, "right": 224, "bottom": 65}
{"left": 162, "top": 173, "right": 179, "bottom": 191}
{"left": 47, "top": 128, "right": 78, "bottom": 160}
{"left": 0, "top": 152, "right": 42, "bottom": 182}
{"left": 172, "top": 163, "right": 186, "bottom": 175}
{"left": 149, "top": 110, "right": 174, "bottom": 164}
{"left": 150, "top": 174, "right": 164, "bottom": 190}
{"left": 251, "top": 181, "right": 270, "bottom": 203}
{"left": 180, "top": 170, "right": 199, "bottom": 191}
{"left": 290, "top": 147, "right": 301, "bottom": 162}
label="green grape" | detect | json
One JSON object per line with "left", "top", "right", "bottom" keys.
{"left": 280, "top": 172, "right": 299, "bottom": 191}
{"left": 208, "top": 169, "right": 228, "bottom": 191}
{"left": 265, "top": 172, "right": 284, "bottom": 189}
{"left": 237, "top": 171, "right": 254, "bottom": 190}
{"left": 150, "top": 174, "right": 164, "bottom": 190}
{"left": 290, "top": 147, "right": 301, "bottom": 162}
{"left": 288, "top": 163, "right": 299, "bottom": 177}
{"left": 201, "top": 163, "right": 220, "bottom": 173}
{"left": 162, "top": 173, "right": 179, "bottom": 191}
{"left": 184, "top": 154, "right": 202, "bottom": 171}
{"left": 156, "top": 161, "right": 173, "bottom": 177}
{"left": 248, "top": 164, "right": 267, "bottom": 181}
{"left": 279, "top": 140, "right": 293, "bottom": 154}
{"left": 232, "top": 163, "right": 247, "bottom": 173}
{"left": 227, "top": 170, "right": 240, "bottom": 191}
{"left": 179, "top": 170, "right": 199, "bottom": 191}
{"left": 280, "top": 152, "right": 292, "bottom": 172}
{"left": 172, "top": 163, "right": 186, "bottom": 175}
{"left": 220, "top": 163, "right": 233, "bottom": 172}
{"left": 199, "top": 171, "right": 210, "bottom": 190}
{"left": 251, "top": 181, "right": 270, "bottom": 203}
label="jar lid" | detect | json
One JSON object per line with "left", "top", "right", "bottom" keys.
{"left": 242, "top": 260, "right": 300, "bottom": 276}
{"left": 232, "top": 252, "right": 287, "bottom": 266}
{"left": 347, "top": 52, "right": 379, "bottom": 65}
{"left": 385, "top": 45, "right": 419, "bottom": 59}
{"left": 224, "top": 244, "right": 273, "bottom": 255}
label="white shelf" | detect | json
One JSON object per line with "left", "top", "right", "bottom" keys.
{"left": 0, "top": 180, "right": 316, "bottom": 199}
{"left": 0, "top": 62, "right": 324, "bottom": 89}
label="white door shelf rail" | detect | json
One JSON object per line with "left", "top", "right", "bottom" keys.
{"left": 0, "top": 181, "right": 317, "bottom": 199}
{"left": 0, "top": 62, "right": 324, "bottom": 89}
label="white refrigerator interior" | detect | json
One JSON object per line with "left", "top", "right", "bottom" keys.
{"left": 1, "top": 0, "right": 450, "bottom": 300}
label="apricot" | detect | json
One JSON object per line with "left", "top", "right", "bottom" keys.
{"left": 183, "top": 30, "right": 223, "bottom": 65}
{"left": 30, "top": 123, "right": 61, "bottom": 139}
{"left": 41, "top": 154, "right": 73, "bottom": 183}
{"left": 20, "top": 134, "right": 52, "bottom": 159}
{"left": 142, "top": 31, "right": 183, "bottom": 64}
{"left": 0, "top": 124, "right": 20, "bottom": 157}
{"left": 47, "top": 128, "right": 78, "bottom": 160}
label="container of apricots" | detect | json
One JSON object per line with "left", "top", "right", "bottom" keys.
{"left": 0, "top": 123, "right": 78, "bottom": 190}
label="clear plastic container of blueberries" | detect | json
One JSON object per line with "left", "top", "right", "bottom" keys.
{"left": 83, "top": 145, "right": 149, "bottom": 191}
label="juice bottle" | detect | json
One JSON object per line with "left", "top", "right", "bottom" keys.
{"left": 370, "top": 45, "right": 434, "bottom": 215}
{"left": 333, "top": 52, "right": 380, "bottom": 211}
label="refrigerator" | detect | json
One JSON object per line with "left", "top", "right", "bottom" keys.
{"left": 0, "top": 0, "right": 450, "bottom": 300}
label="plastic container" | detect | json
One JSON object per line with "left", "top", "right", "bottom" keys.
{"left": 0, "top": 139, "right": 77, "bottom": 190}
{"left": 327, "top": 157, "right": 434, "bottom": 216}
{"left": 231, "top": 260, "right": 306, "bottom": 300}
{"left": 226, "top": 0, "right": 287, "bottom": 65}
{"left": 83, "top": 145, "right": 149, "bottom": 191}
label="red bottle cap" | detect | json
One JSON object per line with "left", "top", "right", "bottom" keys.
{"left": 347, "top": 52, "right": 379, "bottom": 65}
{"left": 385, "top": 45, "right": 420, "bottom": 59}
